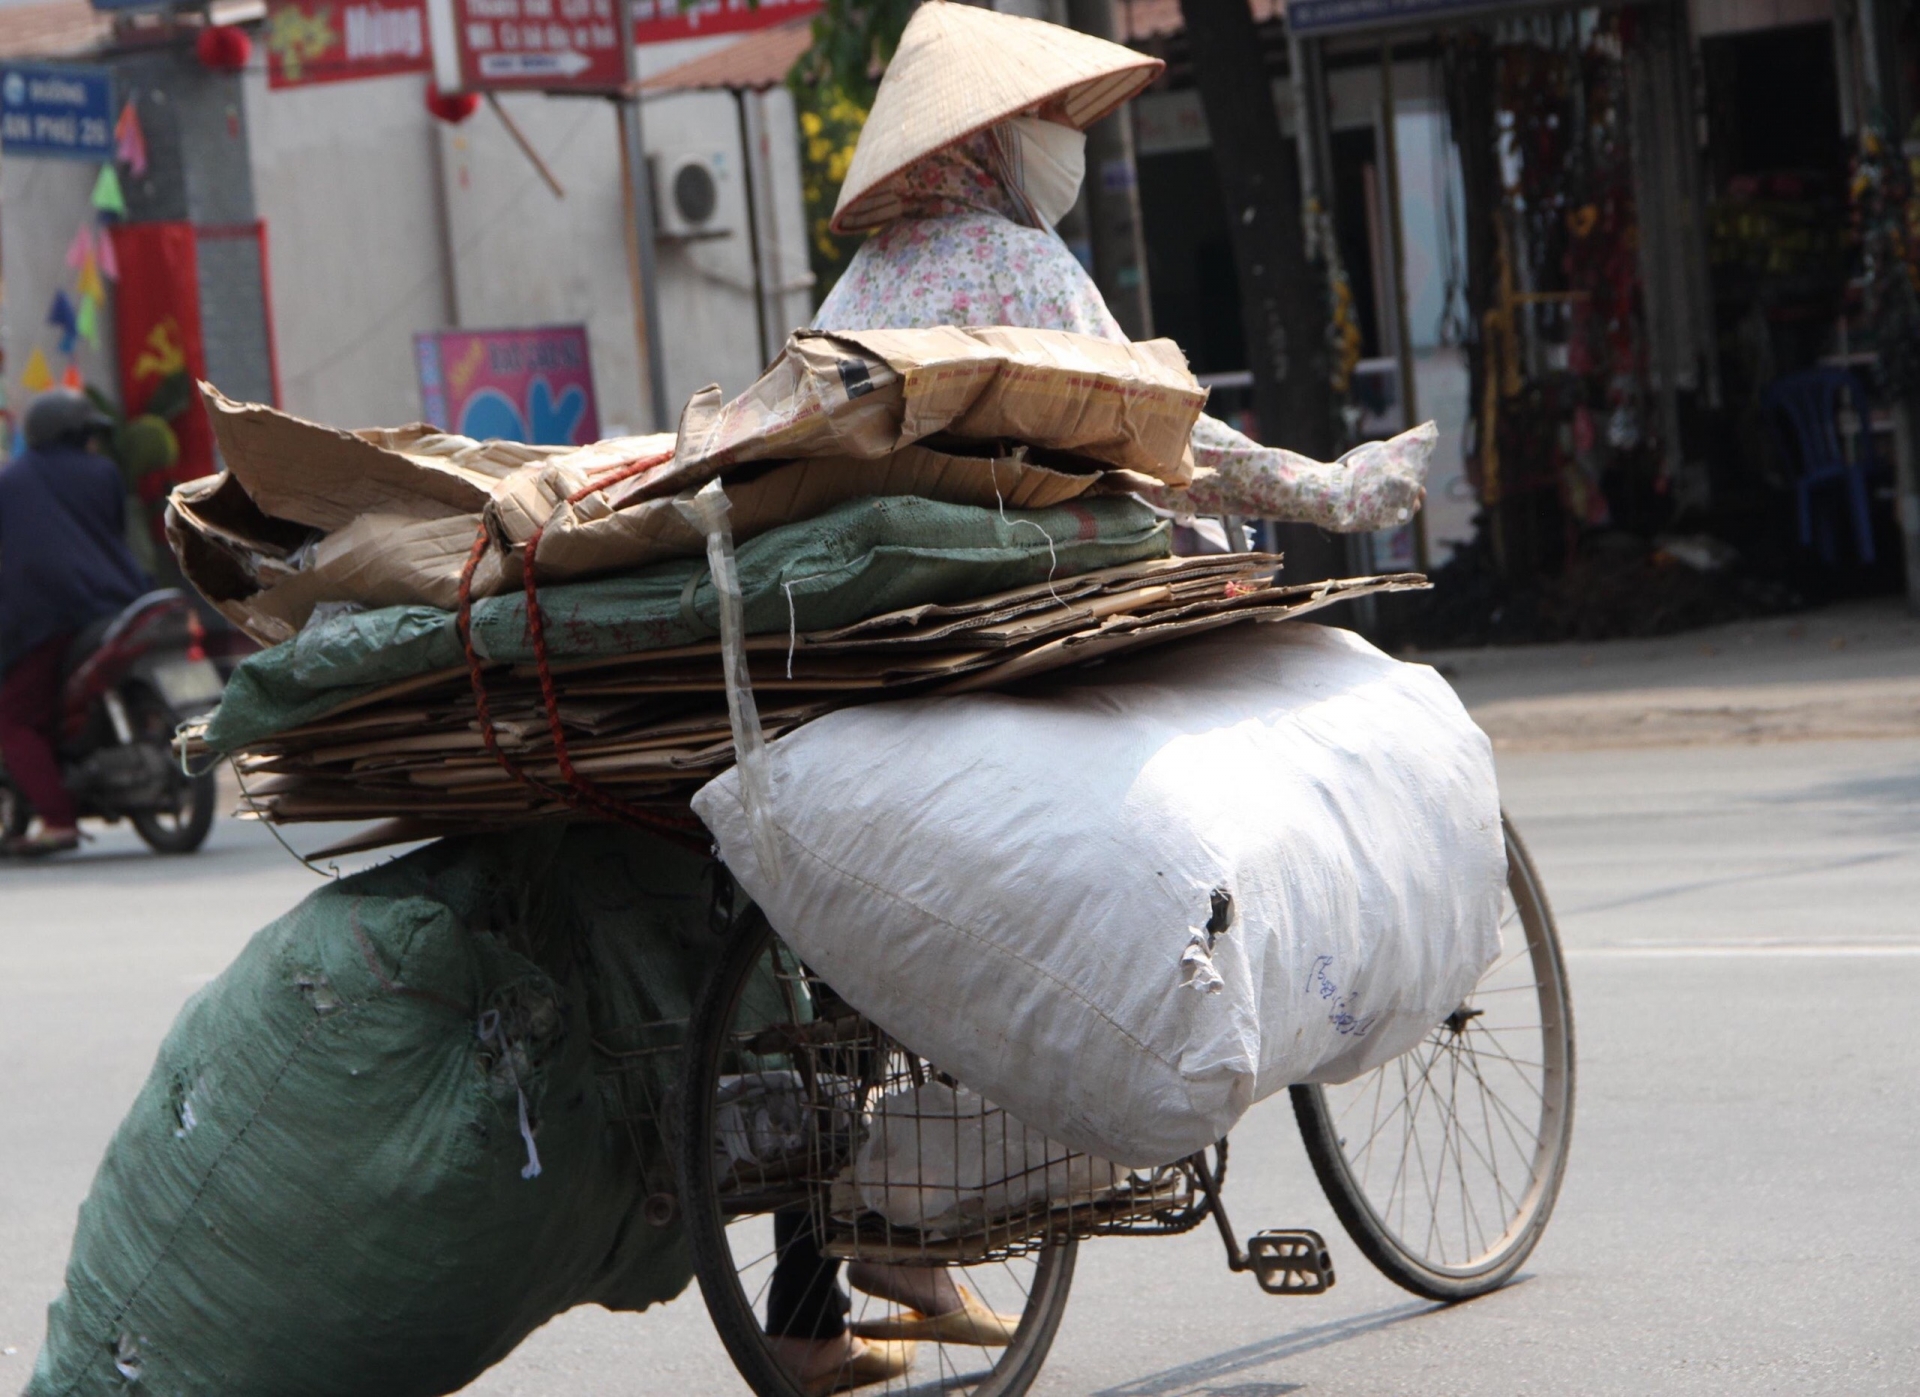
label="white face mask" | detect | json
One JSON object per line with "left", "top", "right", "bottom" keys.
{"left": 1000, "top": 115, "right": 1086, "bottom": 228}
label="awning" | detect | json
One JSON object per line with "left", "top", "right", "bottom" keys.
{"left": 0, "top": 0, "right": 110, "bottom": 60}
{"left": 1116, "top": 0, "right": 1287, "bottom": 43}
{"left": 641, "top": 19, "right": 814, "bottom": 94}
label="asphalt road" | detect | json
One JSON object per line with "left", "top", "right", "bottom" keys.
{"left": 4, "top": 734, "right": 1917, "bottom": 1395}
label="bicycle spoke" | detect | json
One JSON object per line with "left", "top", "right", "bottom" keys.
{"left": 1305, "top": 822, "right": 1572, "bottom": 1291}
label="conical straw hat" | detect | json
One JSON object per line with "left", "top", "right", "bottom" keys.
{"left": 830, "top": 0, "right": 1163, "bottom": 234}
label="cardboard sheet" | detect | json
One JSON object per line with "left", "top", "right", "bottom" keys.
{"left": 185, "top": 567, "right": 1435, "bottom": 840}
{"left": 667, "top": 326, "right": 1203, "bottom": 490}
{"left": 202, "top": 385, "right": 504, "bottom": 529}
{"left": 178, "top": 333, "right": 1194, "bottom": 635}
{"left": 489, "top": 438, "right": 1106, "bottom": 583}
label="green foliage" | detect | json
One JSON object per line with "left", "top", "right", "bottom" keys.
{"left": 785, "top": 0, "right": 915, "bottom": 303}
{"left": 82, "top": 381, "right": 181, "bottom": 489}
{"left": 791, "top": 0, "right": 915, "bottom": 106}
{"left": 83, "top": 384, "right": 119, "bottom": 422}
{"left": 143, "top": 369, "right": 196, "bottom": 423}
{"left": 118, "top": 415, "right": 181, "bottom": 479}
{"left": 790, "top": 83, "right": 870, "bottom": 299}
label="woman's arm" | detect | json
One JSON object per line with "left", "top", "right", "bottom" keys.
{"left": 1140, "top": 416, "right": 1435, "bottom": 532}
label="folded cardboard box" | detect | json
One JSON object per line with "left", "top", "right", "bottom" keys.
{"left": 666, "top": 326, "right": 1204, "bottom": 490}
{"left": 172, "top": 325, "right": 1207, "bottom": 641}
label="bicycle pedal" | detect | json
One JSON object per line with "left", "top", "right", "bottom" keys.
{"left": 1246, "top": 1229, "right": 1334, "bottom": 1294}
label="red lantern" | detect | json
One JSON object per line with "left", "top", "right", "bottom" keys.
{"left": 425, "top": 86, "right": 481, "bottom": 124}
{"left": 195, "top": 24, "right": 252, "bottom": 71}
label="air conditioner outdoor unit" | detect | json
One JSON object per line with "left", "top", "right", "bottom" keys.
{"left": 654, "top": 152, "right": 732, "bottom": 238}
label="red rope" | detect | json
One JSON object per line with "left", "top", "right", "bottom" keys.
{"left": 455, "top": 519, "right": 571, "bottom": 808}
{"left": 456, "top": 451, "right": 710, "bottom": 851}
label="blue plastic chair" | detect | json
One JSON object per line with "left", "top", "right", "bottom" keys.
{"left": 1762, "top": 367, "right": 1880, "bottom": 566}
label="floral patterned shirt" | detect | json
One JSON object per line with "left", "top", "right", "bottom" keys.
{"left": 813, "top": 141, "right": 1429, "bottom": 531}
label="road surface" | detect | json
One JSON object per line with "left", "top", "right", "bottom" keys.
{"left": 3, "top": 666, "right": 1916, "bottom": 1394}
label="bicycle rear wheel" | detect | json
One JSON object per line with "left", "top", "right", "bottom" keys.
{"left": 678, "top": 908, "right": 1077, "bottom": 1397}
{"left": 1291, "top": 814, "right": 1575, "bottom": 1301}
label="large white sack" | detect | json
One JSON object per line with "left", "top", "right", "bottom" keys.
{"left": 693, "top": 623, "right": 1505, "bottom": 1167}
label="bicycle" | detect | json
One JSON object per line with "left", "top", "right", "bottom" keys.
{"left": 675, "top": 814, "right": 1575, "bottom": 1396}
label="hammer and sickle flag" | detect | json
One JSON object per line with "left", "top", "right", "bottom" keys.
{"left": 109, "top": 223, "right": 215, "bottom": 485}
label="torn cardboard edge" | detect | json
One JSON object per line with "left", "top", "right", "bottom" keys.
{"left": 176, "top": 322, "right": 1210, "bottom": 644}
{"left": 668, "top": 326, "right": 1203, "bottom": 490}
{"left": 201, "top": 384, "right": 553, "bottom": 530}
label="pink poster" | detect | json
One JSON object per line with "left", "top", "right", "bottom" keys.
{"left": 415, "top": 325, "right": 600, "bottom": 445}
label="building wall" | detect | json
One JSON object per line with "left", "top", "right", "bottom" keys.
{"left": 442, "top": 81, "right": 809, "bottom": 435}
{"left": 243, "top": 52, "right": 808, "bottom": 437}
{"left": 646, "top": 85, "right": 812, "bottom": 409}
{"left": 749, "top": 84, "right": 816, "bottom": 342}
{"left": 1, "top": 30, "right": 813, "bottom": 443}
{"left": 439, "top": 90, "right": 650, "bottom": 433}
{"left": 244, "top": 68, "right": 451, "bottom": 426}
{"left": 2, "top": 48, "right": 271, "bottom": 435}
{"left": 1, "top": 153, "right": 119, "bottom": 439}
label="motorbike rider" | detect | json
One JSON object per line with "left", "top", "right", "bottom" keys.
{"left": 0, "top": 390, "right": 151, "bottom": 856}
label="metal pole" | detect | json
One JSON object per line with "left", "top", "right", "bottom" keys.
{"left": 1379, "top": 39, "right": 1429, "bottom": 574}
{"left": 733, "top": 88, "right": 772, "bottom": 368}
{"left": 1848, "top": 0, "right": 1920, "bottom": 611}
{"left": 426, "top": 120, "right": 462, "bottom": 332}
{"left": 1065, "top": 0, "right": 1154, "bottom": 339}
{"left": 616, "top": 94, "right": 671, "bottom": 432}
{"left": 1897, "top": 403, "right": 1920, "bottom": 614}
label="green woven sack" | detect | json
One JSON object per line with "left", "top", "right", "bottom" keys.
{"left": 29, "top": 825, "right": 720, "bottom": 1397}
{"left": 203, "top": 493, "right": 1168, "bottom": 750}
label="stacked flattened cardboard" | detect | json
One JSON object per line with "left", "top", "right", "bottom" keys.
{"left": 168, "top": 324, "right": 1426, "bottom": 846}
{"left": 178, "top": 561, "right": 1421, "bottom": 839}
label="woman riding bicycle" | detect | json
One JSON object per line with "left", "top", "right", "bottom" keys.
{"left": 769, "top": 4, "right": 1434, "bottom": 1388}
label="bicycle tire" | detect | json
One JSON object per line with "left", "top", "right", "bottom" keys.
{"left": 678, "top": 907, "right": 1078, "bottom": 1397}
{"left": 1291, "top": 814, "right": 1576, "bottom": 1301}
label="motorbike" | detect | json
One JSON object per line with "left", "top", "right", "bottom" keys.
{"left": 0, "top": 590, "right": 225, "bottom": 854}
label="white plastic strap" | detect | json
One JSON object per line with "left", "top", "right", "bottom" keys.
{"left": 676, "top": 478, "right": 784, "bottom": 885}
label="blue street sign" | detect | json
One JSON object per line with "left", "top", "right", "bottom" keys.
{"left": 0, "top": 63, "right": 114, "bottom": 160}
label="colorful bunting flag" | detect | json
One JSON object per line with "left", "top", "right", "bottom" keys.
{"left": 77, "top": 293, "right": 100, "bottom": 349}
{"left": 98, "top": 231, "right": 119, "bottom": 281}
{"left": 22, "top": 347, "right": 55, "bottom": 393}
{"left": 66, "top": 223, "right": 94, "bottom": 271}
{"left": 47, "top": 290, "right": 79, "bottom": 356}
{"left": 91, "top": 164, "right": 127, "bottom": 219}
{"left": 77, "top": 252, "right": 105, "bottom": 303}
{"left": 115, "top": 99, "right": 148, "bottom": 178}
{"left": 60, "top": 364, "right": 84, "bottom": 391}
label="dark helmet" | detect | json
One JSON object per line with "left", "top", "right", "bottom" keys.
{"left": 24, "top": 390, "right": 115, "bottom": 452}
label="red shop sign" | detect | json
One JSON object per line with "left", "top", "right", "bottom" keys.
{"left": 265, "top": 0, "right": 432, "bottom": 89}
{"left": 429, "top": 0, "right": 633, "bottom": 93}
{"left": 630, "top": 0, "right": 821, "bottom": 45}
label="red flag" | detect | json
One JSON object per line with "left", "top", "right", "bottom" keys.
{"left": 109, "top": 222, "right": 215, "bottom": 520}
